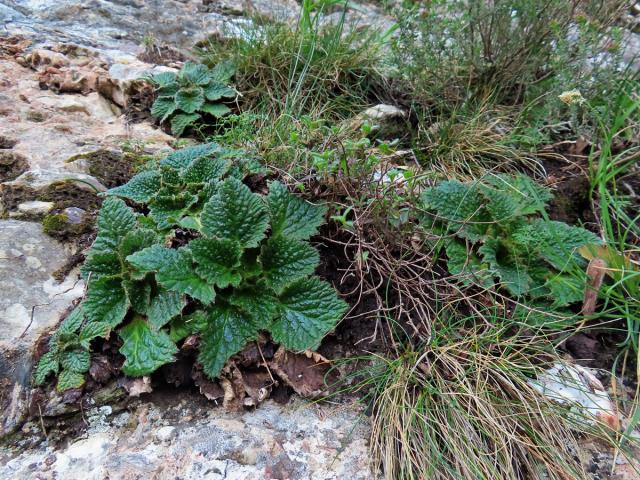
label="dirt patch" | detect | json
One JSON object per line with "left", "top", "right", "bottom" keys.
{"left": 0, "top": 151, "right": 29, "bottom": 183}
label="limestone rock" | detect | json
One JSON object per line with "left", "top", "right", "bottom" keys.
{"left": 0, "top": 398, "right": 376, "bottom": 480}
{"left": 100, "top": 62, "right": 177, "bottom": 107}
{"left": 0, "top": 58, "right": 172, "bottom": 180}
{"left": 0, "top": 220, "right": 84, "bottom": 436}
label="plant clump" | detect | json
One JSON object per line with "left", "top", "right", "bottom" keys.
{"left": 35, "top": 143, "right": 347, "bottom": 391}
{"left": 420, "top": 175, "right": 601, "bottom": 321}
{"left": 149, "top": 61, "right": 237, "bottom": 136}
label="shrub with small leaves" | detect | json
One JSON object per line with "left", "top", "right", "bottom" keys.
{"left": 36, "top": 143, "right": 347, "bottom": 391}
{"left": 149, "top": 61, "right": 237, "bottom": 136}
{"left": 420, "top": 174, "right": 601, "bottom": 314}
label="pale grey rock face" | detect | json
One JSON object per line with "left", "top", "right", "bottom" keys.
{"left": 0, "top": 220, "right": 84, "bottom": 436}
{"left": 0, "top": 58, "right": 172, "bottom": 170}
{"left": 0, "top": 398, "right": 375, "bottom": 480}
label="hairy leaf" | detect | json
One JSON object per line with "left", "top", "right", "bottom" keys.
{"left": 160, "top": 143, "right": 220, "bottom": 170}
{"left": 204, "top": 82, "right": 236, "bottom": 101}
{"left": 150, "top": 96, "right": 177, "bottom": 123}
{"left": 147, "top": 289, "right": 186, "bottom": 329}
{"left": 175, "top": 86, "right": 205, "bottom": 114}
{"left": 267, "top": 181, "right": 326, "bottom": 240}
{"left": 181, "top": 62, "right": 211, "bottom": 85}
{"left": 84, "top": 277, "right": 129, "bottom": 327}
{"left": 57, "top": 369, "right": 85, "bottom": 392}
{"left": 119, "top": 228, "right": 159, "bottom": 259}
{"left": 198, "top": 305, "right": 259, "bottom": 379}
{"left": 512, "top": 219, "right": 600, "bottom": 270}
{"left": 119, "top": 318, "right": 178, "bottom": 376}
{"left": 155, "top": 248, "right": 216, "bottom": 304}
{"left": 201, "top": 177, "right": 268, "bottom": 248}
{"left": 81, "top": 251, "right": 122, "bottom": 280}
{"left": 79, "top": 321, "right": 111, "bottom": 348}
{"left": 171, "top": 113, "right": 200, "bottom": 137}
{"left": 272, "top": 277, "right": 347, "bottom": 350}
{"left": 148, "top": 192, "right": 199, "bottom": 229}
{"left": 127, "top": 244, "right": 177, "bottom": 273}
{"left": 124, "top": 279, "right": 152, "bottom": 315}
{"left": 181, "top": 155, "right": 230, "bottom": 184}
{"left": 421, "top": 181, "right": 488, "bottom": 240}
{"left": 93, "top": 197, "right": 137, "bottom": 251}
{"left": 230, "top": 287, "right": 278, "bottom": 327}
{"left": 261, "top": 236, "right": 319, "bottom": 293}
{"left": 210, "top": 60, "right": 236, "bottom": 83}
{"left": 151, "top": 71, "right": 177, "bottom": 88}
{"left": 188, "top": 237, "right": 242, "bottom": 288}
{"left": 106, "top": 171, "right": 162, "bottom": 204}
{"left": 35, "top": 351, "right": 59, "bottom": 385}
{"left": 60, "top": 348, "right": 91, "bottom": 373}
{"left": 200, "top": 102, "right": 231, "bottom": 117}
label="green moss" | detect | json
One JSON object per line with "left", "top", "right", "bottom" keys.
{"left": 42, "top": 210, "right": 93, "bottom": 240}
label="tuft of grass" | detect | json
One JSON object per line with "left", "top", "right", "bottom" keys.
{"left": 198, "top": 3, "right": 392, "bottom": 121}
{"left": 413, "top": 102, "right": 546, "bottom": 179}
{"left": 340, "top": 313, "right": 628, "bottom": 480}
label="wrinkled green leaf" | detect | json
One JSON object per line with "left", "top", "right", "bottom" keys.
{"left": 201, "top": 177, "right": 268, "bottom": 248}
{"left": 181, "top": 155, "right": 230, "bottom": 184}
{"left": 198, "top": 304, "right": 259, "bottom": 379}
{"left": 230, "top": 287, "right": 278, "bottom": 327}
{"left": 106, "top": 171, "right": 162, "bottom": 204}
{"left": 79, "top": 321, "right": 111, "bottom": 348}
{"left": 60, "top": 348, "right": 90, "bottom": 373}
{"left": 35, "top": 351, "right": 59, "bottom": 385}
{"left": 267, "top": 181, "right": 326, "bottom": 240}
{"left": 181, "top": 62, "right": 211, "bottom": 85}
{"left": 171, "top": 113, "right": 200, "bottom": 137}
{"left": 81, "top": 251, "right": 121, "bottom": 280}
{"left": 160, "top": 143, "right": 219, "bottom": 170}
{"left": 156, "top": 248, "right": 216, "bottom": 304}
{"left": 188, "top": 237, "right": 242, "bottom": 288}
{"left": 175, "top": 87, "right": 205, "bottom": 114}
{"left": 84, "top": 277, "right": 129, "bottom": 327}
{"left": 272, "top": 277, "right": 347, "bottom": 350}
{"left": 151, "top": 71, "right": 177, "bottom": 88}
{"left": 150, "top": 96, "right": 177, "bottom": 122}
{"left": 57, "top": 369, "right": 85, "bottom": 392}
{"left": 260, "top": 236, "right": 319, "bottom": 293}
{"left": 147, "top": 289, "right": 186, "bottom": 329}
{"left": 204, "top": 83, "right": 236, "bottom": 101}
{"left": 119, "top": 318, "right": 178, "bottom": 376}
{"left": 93, "top": 197, "right": 137, "bottom": 251}
{"left": 200, "top": 102, "right": 231, "bottom": 117}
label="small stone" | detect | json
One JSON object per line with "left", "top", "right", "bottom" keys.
{"left": 16, "top": 201, "right": 55, "bottom": 217}
{"left": 357, "top": 104, "right": 407, "bottom": 140}
{"left": 361, "top": 104, "right": 406, "bottom": 121}
{"left": 155, "top": 426, "right": 176, "bottom": 443}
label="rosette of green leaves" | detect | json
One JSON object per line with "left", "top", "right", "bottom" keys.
{"left": 149, "top": 61, "right": 237, "bottom": 136}
{"left": 36, "top": 143, "right": 347, "bottom": 391}
{"left": 420, "top": 174, "right": 601, "bottom": 310}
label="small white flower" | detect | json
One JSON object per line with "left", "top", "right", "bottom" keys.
{"left": 558, "top": 90, "right": 585, "bottom": 105}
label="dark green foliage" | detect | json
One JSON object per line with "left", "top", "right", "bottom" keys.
{"left": 36, "top": 143, "right": 346, "bottom": 390}
{"left": 148, "top": 61, "right": 237, "bottom": 136}
{"left": 420, "top": 174, "right": 601, "bottom": 310}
